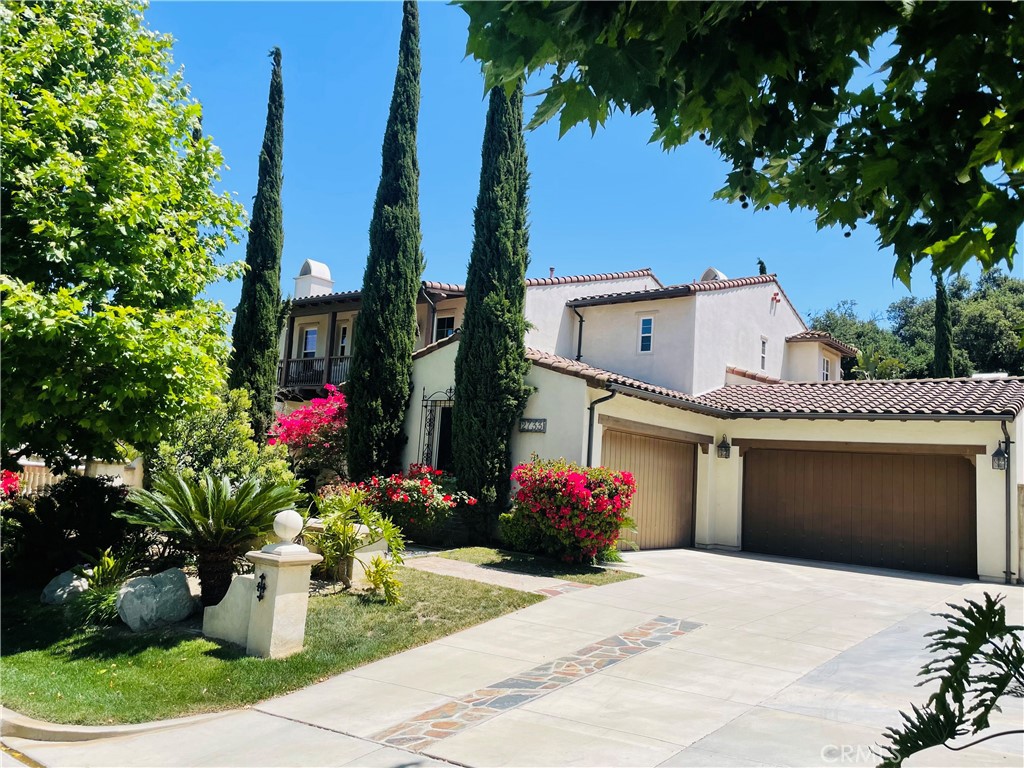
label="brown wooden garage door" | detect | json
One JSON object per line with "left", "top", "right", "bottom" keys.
{"left": 742, "top": 448, "right": 977, "bottom": 577}
{"left": 602, "top": 430, "right": 695, "bottom": 549}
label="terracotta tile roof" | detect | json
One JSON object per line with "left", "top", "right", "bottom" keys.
{"left": 524, "top": 268, "right": 661, "bottom": 288}
{"left": 787, "top": 330, "right": 859, "bottom": 357}
{"left": 412, "top": 331, "right": 461, "bottom": 359}
{"left": 725, "top": 366, "right": 785, "bottom": 385}
{"left": 414, "top": 338, "right": 1024, "bottom": 420}
{"left": 422, "top": 281, "right": 466, "bottom": 295}
{"left": 568, "top": 273, "right": 784, "bottom": 306}
{"left": 698, "top": 377, "right": 1024, "bottom": 418}
{"left": 292, "top": 288, "right": 362, "bottom": 307}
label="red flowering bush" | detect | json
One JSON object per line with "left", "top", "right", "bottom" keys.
{"left": 325, "top": 465, "right": 477, "bottom": 544}
{"left": 1, "top": 470, "right": 21, "bottom": 499}
{"left": 509, "top": 457, "right": 637, "bottom": 562}
{"left": 269, "top": 385, "right": 348, "bottom": 485}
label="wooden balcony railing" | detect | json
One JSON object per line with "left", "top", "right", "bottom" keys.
{"left": 279, "top": 356, "right": 352, "bottom": 388}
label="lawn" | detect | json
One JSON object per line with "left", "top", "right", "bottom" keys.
{"left": 0, "top": 567, "right": 542, "bottom": 725}
{"left": 439, "top": 547, "right": 641, "bottom": 586}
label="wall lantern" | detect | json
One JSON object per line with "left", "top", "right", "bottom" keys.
{"left": 717, "top": 435, "right": 732, "bottom": 459}
{"left": 991, "top": 443, "right": 1009, "bottom": 472}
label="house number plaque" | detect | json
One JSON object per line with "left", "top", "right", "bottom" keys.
{"left": 519, "top": 418, "right": 547, "bottom": 433}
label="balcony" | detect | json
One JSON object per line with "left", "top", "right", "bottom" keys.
{"left": 279, "top": 356, "right": 351, "bottom": 389}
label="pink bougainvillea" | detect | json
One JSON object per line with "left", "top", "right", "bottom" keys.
{"left": 269, "top": 385, "right": 348, "bottom": 482}
{"left": 1, "top": 470, "right": 20, "bottom": 498}
{"left": 509, "top": 457, "right": 636, "bottom": 562}
{"left": 322, "top": 464, "right": 476, "bottom": 544}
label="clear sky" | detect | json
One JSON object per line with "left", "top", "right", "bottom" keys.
{"left": 147, "top": 1, "right": 1021, "bottom": 326}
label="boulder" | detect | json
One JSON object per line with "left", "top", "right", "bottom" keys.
{"left": 117, "top": 568, "right": 199, "bottom": 632}
{"left": 41, "top": 568, "right": 90, "bottom": 605}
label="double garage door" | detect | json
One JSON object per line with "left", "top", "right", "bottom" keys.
{"left": 742, "top": 447, "right": 978, "bottom": 577}
{"left": 602, "top": 429, "right": 696, "bottom": 549}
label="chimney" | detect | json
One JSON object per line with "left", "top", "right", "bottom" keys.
{"left": 294, "top": 259, "right": 334, "bottom": 299}
{"left": 549, "top": 266, "right": 555, "bottom": 279}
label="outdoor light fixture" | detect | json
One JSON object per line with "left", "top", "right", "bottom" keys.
{"left": 717, "top": 435, "right": 731, "bottom": 459}
{"left": 992, "top": 443, "right": 1009, "bottom": 472}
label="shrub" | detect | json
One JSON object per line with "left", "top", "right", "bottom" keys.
{"left": 509, "top": 458, "right": 637, "bottom": 562}
{"left": 498, "top": 511, "right": 544, "bottom": 554}
{"left": 269, "top": 384, "right": 348, "bottom": 487}
{"left": 64, "top": 547, "right": 141, "bottom": 628}
{"left": 1, "top": 469, "right": 21, "bottom": 498}
{"left": 309, "top": 485, "right": 404, "bottom": 603}
{"left": 361, "top": 464, "right": 476, "bottom": 545}
{"left": 120, "top": 472, "right": 303, "bottom": 606}
{"left": 148, "top": 389, "right": 293, "bottom": 488}
{"left": 0, "top": 475, "right": 139, "bottom": 586}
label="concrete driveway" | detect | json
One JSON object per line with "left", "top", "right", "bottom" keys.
{"left": 4, "top": 549, "right": 1022, "bottom": 767}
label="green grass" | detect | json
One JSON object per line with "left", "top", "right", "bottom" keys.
{"left": 439, "top": 547, "right": 641, "bottom": 586}
{"left": 0, "top": 567, "right": 542, "bottom": 725}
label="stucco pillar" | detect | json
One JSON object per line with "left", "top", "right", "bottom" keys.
{"left": 244, "top": 511, "right": 322, "bottom": 659}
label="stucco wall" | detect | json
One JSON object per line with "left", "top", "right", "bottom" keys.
{"left": 783, "top": 342, "right": 842, "bottom": 382}
{"left": 572, "top": 297, "right": 696, "bottom": 392}
{"left": 691, "top": 282, "right": 807, "bottom": 394}
{"left": 524, "top": 274, "right": 661, "bottom": 356}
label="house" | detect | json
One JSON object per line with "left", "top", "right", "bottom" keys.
{"left": 279, "top": 261, "right": 1023, "bottom": 584}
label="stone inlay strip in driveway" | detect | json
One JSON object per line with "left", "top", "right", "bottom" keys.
{"left": 371, "top": 616, "right": 701, "bottom": 752}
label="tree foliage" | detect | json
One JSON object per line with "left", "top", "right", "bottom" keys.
{"left": 931, "top": 276, "right": 955, "bottom": 378}
{"left": 453, "top": 84, "right": 532, "bottom": 512}
{"left": 346, "top": 0, "right": 423, "bottom": 480}
{"left": 1, "top": 0, "right": 245, "bottom": 470}
{"left": 810, "top": 271, "right": 1024, "bottom": 379}
{"left": 229, "top": 48, "right": 285, "bottom": 441}
{"left": 460, "top": 1, "right": 1023, "bottom": 282}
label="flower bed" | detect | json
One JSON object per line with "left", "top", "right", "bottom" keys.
{"left": 507, "top": 458, "right": 636, "bottom": 562}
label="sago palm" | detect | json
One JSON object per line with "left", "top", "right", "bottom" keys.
{"left": 121, "top": 472, "right": 303, "bottom": 606}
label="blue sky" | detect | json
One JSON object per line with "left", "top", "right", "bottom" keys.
{"left": 148, "top": 1, "right": 1020, "bottom": 325}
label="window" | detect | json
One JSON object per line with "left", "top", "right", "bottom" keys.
{"left": 638, "top": 316, "right": 654, "bottom": 353}
{"left": 301, "top": 327, "right": 317, "bottom": 359}
{"left": 822, "top": 356, "right": 831, "bottom": 381}
{"left": 760, "top": 338, "right": 768, "bottom": 369}
{"left": 335, "top": 322, "right": 348, "bottom": 357}
{"left": 435, "top": 315, "right": 456, "bottom": 340}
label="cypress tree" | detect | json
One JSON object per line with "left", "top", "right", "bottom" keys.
{"left": 346, "top": 1, "right": 423, "bottom": 480}
{"left": 932, "top": 273, "right": 955, "bottom": 377}
{"left": 452, "top": 83, "right": 531, "bottom": 513}
{"left": 229, "top": 48, "right": 285, "bottom": 440}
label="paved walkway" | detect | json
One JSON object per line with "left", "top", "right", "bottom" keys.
{"left": 4, "top": 549, "right": 1022, "bottom": 767}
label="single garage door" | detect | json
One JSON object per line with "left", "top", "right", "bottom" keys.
{"left": 602, "top": 429, "right": 696, "bottom": 549}
{"left": 742, "top": 448, "right": 977, "bottom": 577}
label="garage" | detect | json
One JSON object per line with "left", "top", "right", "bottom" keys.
{"left": 741, "top": 444, "right": 978, "bottom": 577}
{"left": 601, "top": 422, "right": 698, "bottom": 549}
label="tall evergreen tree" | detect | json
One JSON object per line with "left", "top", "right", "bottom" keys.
{"left": 229, "top": 48, "right": 285, "bottom": 440}
{"left": 452, "top": 83, "right": 531, "bottom": 513}
{"left": 347, "top": 1, "right": 423, "bottom": 480}
{"left": 932, "top": 273, "right": 955, "bottom": 377}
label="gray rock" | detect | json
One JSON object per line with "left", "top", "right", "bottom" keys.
{"left": 117, "top": 568, "right": 199, "bottom": 632}
{"left": 41, "top": 568, "right": 90, "bottom": 605}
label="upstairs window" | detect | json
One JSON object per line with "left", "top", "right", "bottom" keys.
{"left": 335, "top": 322, "right": 349, "bottom": 357}
{"left": 760, "top": 337, "right": 768, "bottom": 369}
{"left": 301, "top": 327, "right": 318, "bottom": 359}
{"left": 435, "top": 315, "right": 456, "bottom": 340}
{"left": 638, "top": 316, "right": 654, "bottom": 353}
{"left": 822, "top": 356, "right": 831, "bottom": 381}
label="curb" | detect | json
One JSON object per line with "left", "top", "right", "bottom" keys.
{"left": 0, "top": 706, "right": 230, "bottom": 743}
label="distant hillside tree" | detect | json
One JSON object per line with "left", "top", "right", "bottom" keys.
{"left": 346, "top": 0, "right": 423, "bottom": 479}
{"left": 931, "top": 274, "right": 955, "bottom": 377}
{"left": 453, "top": 83, "right": 532, "bottom": 514}
{"left": 808, "top": 301, "right": 904, "bottom": 379}
{"left": 230, "top": 48, "right": 285, "bottom": 440}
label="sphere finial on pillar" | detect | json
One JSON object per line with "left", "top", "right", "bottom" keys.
{"left": 273, "top": 509, "right": 304, "bottom": 543}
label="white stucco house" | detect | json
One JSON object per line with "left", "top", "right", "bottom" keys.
{"left": 278, "top": 260, "right": 1023, "bottom": 584}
